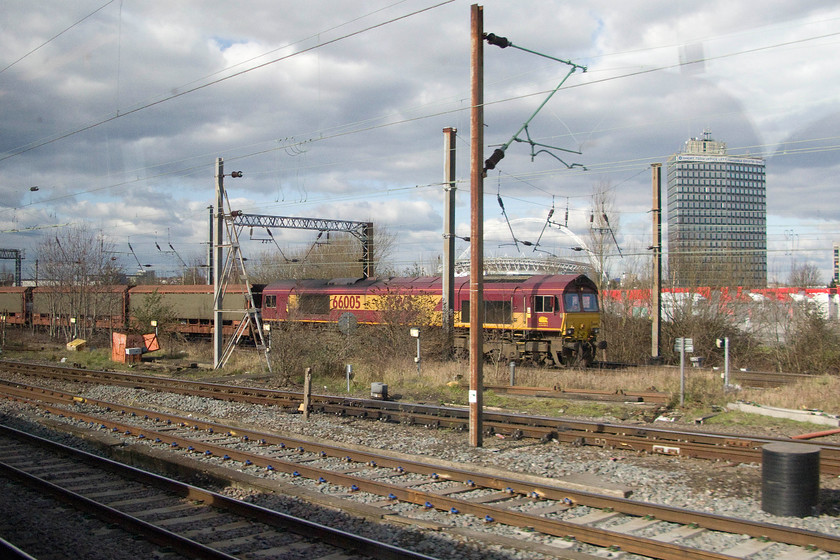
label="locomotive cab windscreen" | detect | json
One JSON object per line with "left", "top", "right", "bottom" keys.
{"left": 563, "top": 291, "right": 599, "bottom": 313}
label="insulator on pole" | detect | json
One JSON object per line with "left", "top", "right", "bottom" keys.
{"left": 484, "top": 148, "right": 505, "bottom": 171}
{"left": 485, "top": 33, "right": 510, "bottom": 48}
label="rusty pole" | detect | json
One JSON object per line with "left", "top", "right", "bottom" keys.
{"left": 469, "top": 4, "right": 484, "bottom": 447}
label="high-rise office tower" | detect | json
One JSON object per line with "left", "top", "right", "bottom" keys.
{"left": 667, "top": 131, "right": 767, "bottom": 288}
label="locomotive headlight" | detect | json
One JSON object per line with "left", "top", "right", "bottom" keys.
{"left": 591, "top": 327, "right": 599, "bottom": 335}
{"left": 565, "top": 327, "right": 575, "bottom": 336}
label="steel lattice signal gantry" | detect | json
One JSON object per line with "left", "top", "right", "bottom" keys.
{"left": 230, "top": 213, "right": 375, "bottom": 279}
{"left": 0, "top": 249, "right": 23, "bottom": 286}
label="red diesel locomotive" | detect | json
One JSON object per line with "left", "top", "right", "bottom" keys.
{"left": 261, "top": 274, "right": 601, "bottom": 366}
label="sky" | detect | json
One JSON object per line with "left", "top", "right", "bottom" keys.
{"left": 2, "top": 1, "right": 840, "bottom": 285}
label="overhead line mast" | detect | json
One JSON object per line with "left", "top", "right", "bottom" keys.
{"left": 469, "top": 3, "right": 485, "bottom": 448}
{"left": 0, "top": 249, "right": 23, "bottom": 286}
{"left": 230, "top": 213, "right": 374, "bottom": 279}
{"left": 470, "top": 4, "right": 588, "bottom": 446}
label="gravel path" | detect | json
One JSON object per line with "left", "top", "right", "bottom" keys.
{"left": 1, "top": 374, "right": 840, "bottom": 560}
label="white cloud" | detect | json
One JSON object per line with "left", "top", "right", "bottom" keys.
{"left": 1, "top": 1, "right": 839, "bottom": 282}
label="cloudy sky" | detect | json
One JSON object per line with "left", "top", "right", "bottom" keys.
{"left": 2, "top": 1, "right": 839, "bottom": 284}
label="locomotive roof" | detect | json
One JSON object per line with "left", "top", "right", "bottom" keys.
{"left": 128, "top": 284, "right": 252, "bottom": 294}
{"left": 32, "top": 284, "right": 129, "bottom": 293}
{"left": 264, "top": 274, "right": 595, "bottom": 292}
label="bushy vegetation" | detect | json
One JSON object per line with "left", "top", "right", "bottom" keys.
{"left": 267, "top": 322, "right": 346, "bottom": 383}
{"left": 601, "top": 288, "right": 840, "bottom": 376}
{"left": 766, "top": 309, "right": 840, "bottom": 374}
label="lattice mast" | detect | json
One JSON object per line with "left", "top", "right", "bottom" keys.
{"left": 0, "top": 249, "right": 23, "bottom": 286}
{"left": 213, "top": 158, "right": 271, "bottom": 371}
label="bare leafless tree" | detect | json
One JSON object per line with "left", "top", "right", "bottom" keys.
{"left": 588, "top": 182, "right": 621, "bottom": 292}
{"left": 184, "top": 256, "right": 208, "bottom": 285}
{"left": 787, "top": 261, "right": 823, "bottom": 288}
{"left": 36, "top": 226, "right": 125, "bottom": 339}
{"left": 586, "top": 183, "right": 623, "bottom": 360}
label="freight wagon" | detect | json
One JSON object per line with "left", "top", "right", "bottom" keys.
{"left": 128, "top": 284, "right": 259, "bottom": 336}
{"left": 0, "top": 286, "right": 30, "bottom": 326}
{"left": 31, "top": 285, "right": 129, "bottom": 330}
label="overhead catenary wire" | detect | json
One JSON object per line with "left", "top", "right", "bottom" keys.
{"left": 4, "top": 40, "right": 840, "bottom": 226}
{"left": 0, "top": 0, "right": 455, "bottom": 164}
{"left": 4, "top": 16, "right": 837, "bottom": 198}
{"left": 0, "top": 0, "right": 115, "bottom": 75}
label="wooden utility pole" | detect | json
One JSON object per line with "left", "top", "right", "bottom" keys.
{"left": 469, "top": 4, "right": 484, "bottom": 447}
{"left": 442, "top": 126, "right": 457, "bottom": 347}
{"left": 651, "top": 163, "right": 662, "bottom": 362}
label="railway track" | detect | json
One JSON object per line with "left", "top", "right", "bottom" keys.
{"left": 1, "top": 379, "right": 839, "bottom": 559}
{"left": 471, "top": 383, "right": 670, "bottom": 404}
{"left": 732, "top": 369, "right": 818, "bottom": 388}
{"left": 1, "top": 359, "right": 838, "bottom": 476}
{"left": 595, "top": 361, "right": 817, "bottom": 389}
{"left": 0, "top": 422, "right": 435, "bottom": 560}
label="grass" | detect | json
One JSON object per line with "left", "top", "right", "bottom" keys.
{"left": 738, "top": 374, "right": 840, "bottom": 413}
{"left": 702, "top": 410, "right": 833, "bottom": 432}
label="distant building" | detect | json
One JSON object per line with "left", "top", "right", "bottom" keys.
{"left": 667, "top": 131, "right": 767, "bottom": 288}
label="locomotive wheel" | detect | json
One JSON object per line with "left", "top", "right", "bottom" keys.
{"left": 571, "top": 341, "right": 584, "bottom": 366}
{"left": 580, "top": 343, "right": 596, "bottom": 368}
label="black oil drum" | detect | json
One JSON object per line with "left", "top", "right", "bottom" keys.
{"left": 761, "top": 442, "right": 820, "bottom": 517}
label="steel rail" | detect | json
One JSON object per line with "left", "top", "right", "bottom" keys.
{"left": 3, "top": 360, "right": 839, "bottom": 475}
{"left": 0, "top": 537, "right": 38, "bottom": 560}
{"left": 0, "top": 423, "right": 440, "bottom": 560}
{"left": 479, "top": 383, "right": 670, "bottom": 404}
{"left": 2, "top": 382, "right": 839, "bottom": 558}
